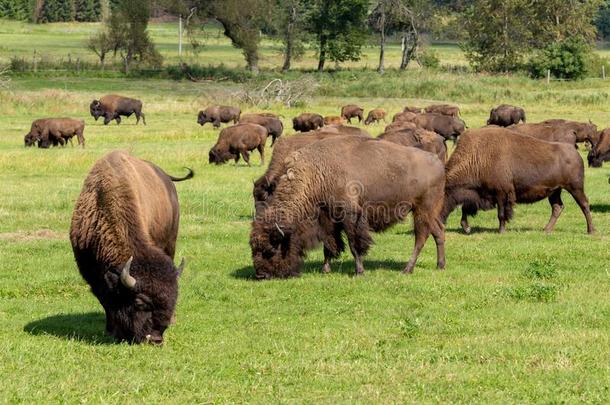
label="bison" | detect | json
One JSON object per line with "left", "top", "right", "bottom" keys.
{"left": 324, "top": 116, "right": 344, "bottom": 126}
{"left": 364, "top": 108, "right": 387, "bottom": 125}
{"left": 70, "top": 150, "right": 193, "bottom": 344}
{"left": 413, "top": 113, "right": 466, "bottom": 141}
{"left": 385, "top": 120, "right": 417, "bottom": 133}
{"left": 541, "top": 119, "right": 599, "bottom": 147}
{"left": 209, "top": 123, "right": 268, "bottom": 166}
{"left": 442, "top": 127, "right": 594, "bottom": 235}
{"left": 239, "top": 113, "right": 284, "bottom": 146}
{"left": 587, "top": 128, "right": 610, "bottom": 167}
{"left": 24, "top": 118, "right": 85, "bottom": 148}
{"left": 315, "top": 125, "right": 371, "bottom": 137}
{"left": 508, "top": 123, "right": 577, "bottom": 146}
{"left": 487, "top": 104, "right": 526, "bottom": 127}
{"left": 392, "top": 111, "right": 417, "bottom": 123}
{"left": 198, "top": 105, "right": 241, "bottom": 128}
{"left": 250, "top": 136, "right": 446, "bottom": 279}
{"left": 341, "top": 105, "right": 364, "bottom": 124}
{"left": 403, "top": 106, "right": 423, "bottom": 114}
{"left": 425, "top": 104, "right": 460, "bottom": 117}
{"left": 293, "top": 113, "right": 324, "bottom": 132}
{"left": 378, "top": 128, "right": 447, "bottom": 162}
{"left": 90, "top": 95, "right": 146, "bottom": 125}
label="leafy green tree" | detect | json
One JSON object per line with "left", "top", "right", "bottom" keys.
{"left": 272, "top": 0, "right": 309, "bottom": 72}
{"left": 596, "top": 1, "right": 610, "bottom": 39}
{"left": 306, "top": 0, "right": 368, "bottom": 72}
{"left": 0, "top": 0, "right": 33, "bottom": 20}
{"left": 528, "top": 38, "right": 590, "bottom": 80}
{"left": 75, "top": 0, "right": 101, "bottom": 21}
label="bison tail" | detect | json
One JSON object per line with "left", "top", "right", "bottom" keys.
{"left": 168, "top": 168, "right": 195, "bottom": 182}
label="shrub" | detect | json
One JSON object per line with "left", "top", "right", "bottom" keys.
{"left": 528, "top": 39, "right": 590, "bottom": 80}
{"left": 418, "top": 49, "right": 440, "bottom": 70}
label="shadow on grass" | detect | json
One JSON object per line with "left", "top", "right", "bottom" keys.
{"left": 232, "top": 259, "right": 411, "bottom": 280}
{"left": 590, "top": 204, "right": 610, "bottom": 213}
{"left": 24, "top": 312, "right": 114, "bottom": 345}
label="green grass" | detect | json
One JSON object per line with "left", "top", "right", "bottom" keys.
{"left": 0, "top": 21, "right": 610, "bottom": 404}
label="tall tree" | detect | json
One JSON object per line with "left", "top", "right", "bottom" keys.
{"left": 272, "top": 0, "right": 308, "bottom": 72}
{"left": 306, "top": 0, "right": 368, "bottom": 72}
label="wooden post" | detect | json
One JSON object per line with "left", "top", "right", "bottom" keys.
{"left": 547, "top": 69, "right": 550, "bottom": 84}
{"left": 179, "top": 15, "right": 183, "bottom": 58}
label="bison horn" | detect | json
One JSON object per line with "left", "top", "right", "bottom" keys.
{"left": 120, "top": 256, "right": 137, "bottom": 290}
{"left": 275, "top": 222, "right": 285, "bottom": 237}
{"left": 177, "top": 257, "right": 186, "bottom": 276}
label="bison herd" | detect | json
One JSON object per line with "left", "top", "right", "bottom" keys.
{"left": 20, "top": 94, "right": 610, "bottom": 344}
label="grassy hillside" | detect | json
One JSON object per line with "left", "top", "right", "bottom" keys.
{"left": 0, "top": 21, "right": 609, "bottom": 404}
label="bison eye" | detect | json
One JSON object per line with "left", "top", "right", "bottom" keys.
{"left": 135, "top": 294, "right": 153, "bottom": 311}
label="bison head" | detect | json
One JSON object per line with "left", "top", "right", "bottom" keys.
{"left": 250, "top": 216, "right": 303, "bottom": 279}
{"left": 106, "top": 255, "right": 185, "bottom": 345}
{"left": 588, "top": 129, "right": 610, "bottom": 168}
{"left": 90, "top": 100, "right": 103, "bottom": 121}
{"left": 24, "top": 133, "right": 37, "bottom": 147}
{"left": 197, "top": 111, "right": 210, "bottom": 126}
{"left": 208, "top": 146, "right": 234, "bottom": 165}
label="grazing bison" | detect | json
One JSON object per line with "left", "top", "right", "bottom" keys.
{"left": 70, "top": 150, "right": 193, "bottom": 344}
{"left": 324, "top": 116, "right": 344, "bottom": 126}
{"left": 90, "top": 95, "right": 146, "bottom": 125}
{"left": 198, "top": 105, "right": 241, "bottom": 128}
{"left": 24, "top": 118, "right": 85, "bottom": 148}
{"left": 379, "top": 128, "right": 447, "bottom": 162}
{"left": 508, "top": 123, "right": 577, "bottom": 146}
{"left": 541, "top": 119, "right": 599, "bottom": 146}
{"left": 442, "top": 127, "right": 594, "bottom": 234}
{"left": 364, "top": 108, "right": 387, "bottom": 125}
{"left": 293, "top": 113, "right": 324, "bottom": 132}
{"left": 404, "top": 106, "right": 423, "bottom": 114}
{"left": 316, "top": 125, "right": 371, "bottom": 137}
{"left": 425, "top": 104, "right": 460, "bottom": 117}
{"left": 587, "top": 128, "right": 610, "bottom": 167}
{"left": 209, "top": 123, "right": 268, "bottom": 166}
{"left": 341, "top": 105, "right": 364, "bottom": 124}
{"left": 250, "top": 136, "right": 446, "bottom": 279}
{"left": 413, "top": 113, "right": 466, "bottom": 141}
{"left": 487, "top": 104, "right": 526, "bottom": 127}
{"left": 239, "top": 113, "right": 283, "bottom": 146}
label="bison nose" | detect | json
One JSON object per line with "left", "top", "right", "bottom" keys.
{"left": 145, "top": 334, "right": 164, "bottom": 346}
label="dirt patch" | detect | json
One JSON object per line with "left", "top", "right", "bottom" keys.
{"left": 0, "top": 229, "right": 65, "bottom": 242}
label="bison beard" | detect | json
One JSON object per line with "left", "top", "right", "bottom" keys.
{"left": 70, "top": 150, "right": 193, "bottom": 344}
{"left": 250, "top": 136, "right": 446, "bottom": 279}
{"left": 442, "top": 128, "right": 595, "bottom": 234}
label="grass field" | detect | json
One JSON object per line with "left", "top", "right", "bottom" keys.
{"left": 1, "top": 20, "right": 610, "bottom": 404}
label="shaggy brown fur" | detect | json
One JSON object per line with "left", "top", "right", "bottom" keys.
{"left": 413, "top": 113, "right": 466, "bottom": 141}
{"left": 25, "top": 118, "right": 85, "bottom": 148}
{"left": 239, "top": 114, "right": 284, "bottom": 146}
{"left": 403, "top": 106, "right": 423, "bottom": 114}
{"left": 508, "top": 123, "right": 577, "bottom": 146}
{"left": 442, "top": 127, "right": 594, "bottom": 234}
{"left": 588, "top": 128, "right": 610, "bottom": 167}
{"left": 487, "top": 104, "right": 526, "bottom": 127}
{"left": 384, "top": 121, "right": 417, "bottom": 133}
{"left": 364, "top": 108, "right": 387, "bottom": 125}
{"left": 70, "top": 150, "right": 193, "bottom": 344}
{"left": 541, "top": 119, "right": 599, "bottom": 146}
{"left": 341, "top": 104, "right": 364, "bottom": 124}
{"left": 392, "top": 111, "right": 417, "bottom": 123}
{"left": 90, "top": 95, "right": 145, "bottom": 125}
{"left": 378, "top": 128, "right": 447, "bottom": 162}
{"left": 250, "top": 136, "right": 446, "bottom": 278}
{"left": 314, "top": 125, "right": 371, "bottom": 137}
{"left": 425, "top": 104, "right": 460, "bottom": 117}
{"left": 209, "top": 123, "right": 268, "bottom": 166}
{"left": 324, "top": 116, "right": 345, "bottom": 126}
{"left": 293, "top": 113, "right": 324, "bottom": 132}
{"left": 198, "top": 105, "right": 241, "bottom": 128}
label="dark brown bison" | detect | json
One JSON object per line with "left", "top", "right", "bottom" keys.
{"left": 403, "top": 106, "right": 423, "bottom": 114}
{"left": 239, "top": 113, "right": 283, "bottom": 146}
{"left": 209, "top": 123, "right": 268, "bottom": 166}
{"left": 198, "top": 105, "right": 241, "bottom": 128}
{"left": 588, "top": 128, "right": 610, "bottom": 167}
{"left": 90, "top": 95, "right": 146, "bottom": 125}
{"left": 425, "top": 104, "right": 460, "bottom": 117}
{"left": 24, "top": 118, "right": 85, "bottom": 148}
{"left": 324, "top": 116, "right": 344, "bottom": 126}
{"left": 413, "top": 113, "right": 466, "bottom": 141}
{"left": 541, "top": 119, "right": 599, "bottom": 146}
{"left": 487, "top": 104, "right": 526, "bottom": 127}
{"left": 70, "top": 150, "right": 193, "bottom": 344}
{"left": 508, "top": 123, "right": 577, "bottom": 146}
{"left": 442, "top": 127, "right": 594, "bottom": 234}
{"left": 392, "top": 111, "right": 417, "bottom": 123}
{"left": 341, "top": 105, "right": 364, "bottom": 124}
{"left": 250, "top": 136, "right": 446, "bottom": 279}
{"left": 364, "top": 108, "right": 387, "bottom": 125}
{"left": 293, "top": 113, "right": 324, "bottom": 132}
{"left": 378, "top": 128, "right": 447, "bottom": 162}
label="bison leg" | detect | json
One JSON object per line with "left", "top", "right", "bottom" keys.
{"left": 103, "top": 114, "right": 112, "bottom": 125}
{"left": 460, "top": 208, "right": 471, "bottom": 234}
{"left": 136, "top": 111, "right": 146, "bottom": 125}
{"left": 343, "top": 210, "right": 372, "bottom": 276}
{"left": 257, "top": 144, "right": 265, "bottom": 166}
{"left": 213, "top": 120, "right": 221, "bottom": 129}
{"left": 241, "top": 150, "right": 251, "bottom": 166}
{"left": 115, "top": 115, "right": 121, "bottom": 125}
{"left": 404, "top": 210, "right": 432, "bottom": 274}
{"left": 543, "top": 189, "right": 564, "bottom": 233}
{"left": 322, "top": 247, "right": 333, "bottom": 273}
{"left": 565, "top": 186, "right": 595, "bottom": 234}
